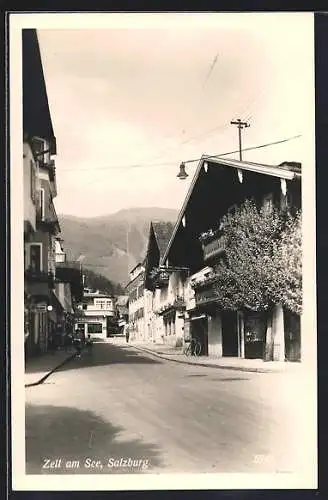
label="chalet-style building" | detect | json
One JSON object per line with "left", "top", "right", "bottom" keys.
{"left": 146, "top": 156, "right": 301, "bottom": 362}
{"left": 143, "top": 221, "right": 180, "bottom": 344}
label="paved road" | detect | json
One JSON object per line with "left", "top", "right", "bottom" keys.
{"left": 25, "top": 340, "right": 306, "bottom": 475}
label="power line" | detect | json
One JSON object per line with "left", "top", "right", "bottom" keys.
{"left": 202, "top": 52, "right": 219, "bottom": 89}
{"left": 183, "top": 134, "right": 301, "bottom": 165}
{"left": 61, "top": 134, "right": 301, "bottom": 173}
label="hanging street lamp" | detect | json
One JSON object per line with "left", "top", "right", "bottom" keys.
{"left": 177, "top": 162, "right": 188, "bottom": 180}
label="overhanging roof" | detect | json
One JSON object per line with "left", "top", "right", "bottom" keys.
{"left": 162, "top": 155, "right": 301, "bottom": 264}
{"left": 23, "top": 29, "right": 56, "bottom": 153}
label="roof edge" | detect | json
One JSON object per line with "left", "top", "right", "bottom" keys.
{"left": 162, "top": 156, "right": 300, "bottom": 263}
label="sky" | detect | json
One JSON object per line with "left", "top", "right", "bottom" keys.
{"left": 36, "top": 13, "right": 314, "bottom": 218}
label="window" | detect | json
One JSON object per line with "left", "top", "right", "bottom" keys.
{"left": 82, "top": 304, "right": 87, "bottom": 310}
{"left": 30, "top": 161, "right": 36, "bottom": 203}
{"left": 262, "top": 194, "right": 273, "bottom": 213}
{"left": 95, "top": 299, "right": 106, "bottom": 309}
{"left": 87, "top": 323, "right": 102, "bottom": 334}
{"left": 40, "top": 188, "right": 45, "bottom": 220}
{"left": 27, "top": 243, "right": 42, "bottom": 272}
{"left": 32, "top": 137, "right": 46, "bottom": 156}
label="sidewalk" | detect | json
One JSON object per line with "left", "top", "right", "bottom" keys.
{"left": 130, "top": 341, "right": 303, "bottom": 374}
{"left": 25, "top": 349, "right": 76, "bottom": 387}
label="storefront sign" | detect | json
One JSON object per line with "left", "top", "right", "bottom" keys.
{"left": 34, "top": 304, "right": 47, "bottom": 312}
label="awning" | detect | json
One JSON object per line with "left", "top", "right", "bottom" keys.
{"left": 190, "top": 314, "right": 207, "bottom": 321}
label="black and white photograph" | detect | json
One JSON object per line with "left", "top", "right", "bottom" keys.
{"left": 10, "top": 12, "right": 317, "bottom": 491}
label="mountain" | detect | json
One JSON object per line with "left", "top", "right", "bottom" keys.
{"left": 58, "top": 207, "right": 179, "bottom": 287}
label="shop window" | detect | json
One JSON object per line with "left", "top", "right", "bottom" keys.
{"left": 87, "top": 323, "right": 103, "bottom": 334}
{"left": 244, "top": 312, "right": 266, "bottom": 359}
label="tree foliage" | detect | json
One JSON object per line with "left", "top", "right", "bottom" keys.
{"left": 83, "top": 268, "right": 124, "bottom": 295}
{"left": 212, "top": 199, "right": 302, "bottom": 314}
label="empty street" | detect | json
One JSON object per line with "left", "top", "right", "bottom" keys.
{"left": 25, "top": 340, "right": 306, "bottom": 475}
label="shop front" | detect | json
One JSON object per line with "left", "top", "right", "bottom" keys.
{"left": 244, "top": 311, "right": 267, "bottom": 359}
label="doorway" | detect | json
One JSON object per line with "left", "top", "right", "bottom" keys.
{"left": 222, "top": 311, "right": 238, "bottom": 356}
{"left": 190, "top": 316, "right": 208, "bottom": 356}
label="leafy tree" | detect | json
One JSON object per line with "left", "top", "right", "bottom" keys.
{"left": 212, "top": 199, "right": 302, "bottom": 314}
{"left": 83, "top": 268, "right": 124, "bottom": 295}
{"left": 271, "top": 210, "right": 302, "bottom": 314}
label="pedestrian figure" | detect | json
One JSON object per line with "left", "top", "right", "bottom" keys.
{"left": 125, "top": 327, "right": 130, "bottom": 343}
{"left": 74, "top": 337, "right": 82, "bottom": 357}
{"left": 86, "top": 334, "right": 93, "bottom": 355}
{"left": 48, "top": 333, "right": 55, "bottom": 355}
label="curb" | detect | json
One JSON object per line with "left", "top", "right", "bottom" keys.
{"left": 130, "top": 344, "right": 286, "bottom": 374}
{"left": 25, "top": 353, "right": 76, "bottom": 388}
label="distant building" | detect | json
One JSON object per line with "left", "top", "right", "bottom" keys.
{"left": 126, "top": 263, "right": 145, "bottom": 341}
{"left": 143, "top": 221, "right": 176, "bottom": 344}
{"left": 76, "top": 288, "right": 116, "bottom": 338}
{"left": 116, "top": 295, "right": 129, "bottom": 335}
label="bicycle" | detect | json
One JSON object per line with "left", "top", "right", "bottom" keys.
{"left": 183, "top": 338, "right": 202, "bottom": 357}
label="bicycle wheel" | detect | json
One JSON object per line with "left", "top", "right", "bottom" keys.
{"left": 184, "top": 344, "right": 192, "bottom": 356}
{"left": 194, "top": 341, "right": 202, "bottom": 356}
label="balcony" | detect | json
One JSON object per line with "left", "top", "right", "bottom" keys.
{"left": 55, "top": 261, "right": 83, "bottom": 301}
{"left": 150, "top": 267, "right": 170, "bottom": 288}
{"left": 39, "top": 158, "right": 56, "bottom": 180}
{"left": 190, "top": 271, "right": 218, "bottom": 290}
{"left": 36, "top": 201, "right": 60, "bottom": 233}
{"left": 195, "top": 287, "right": 218, "bottom": 306}
{"left": 56, "top": 261, "right": 82, "bottom": 271}
{"left": 25, "top": 268, "right": 55, "bottom": 288}
{"left": 156, "top": 296, "right": 185, "bottom": 315}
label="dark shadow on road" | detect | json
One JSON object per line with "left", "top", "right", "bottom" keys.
{"left": 26, "top": 404, "right": 164, "bottom": 474}
{"left": 208, "top": 377, "right": 250, "bottom": 382}
{"left": 52, "top": 343, "right": 163, "bottom": 374}
{"left": 184, "top": 374, "right": 250, "bottom": 382}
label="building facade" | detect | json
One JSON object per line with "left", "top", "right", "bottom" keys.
{"left": 163, "top": 157, "right": 302, "bottom": 361}
{"left": 23, "top": 29, "right": 60, "bottom": 357}
{"left": 126, "top": 263, "right": 146, "bottom": 341}
{"left": 23, "top": 30, "right": 83, "bottom": 357}
{"left": 76, "top": 288, "right": 116, "bottom": 339}
{"left": 54, "top": 238, "right": 84, "bottom": 346}
{"left": 143, "top": 157, "right": 302, "bottom": 362}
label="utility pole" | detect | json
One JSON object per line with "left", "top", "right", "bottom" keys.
{"left": 230, "top": 119, "right": 250, "bottom": 161}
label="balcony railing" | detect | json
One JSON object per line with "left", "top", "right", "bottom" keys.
{"left": 39, "top": 158, "right": 56, "bottom": 181}
{"left": 25, "top": 268, "right": 55, "bottom": 287}
{"left": 195, "top": 287, "right": 218, "bottom": 306}
{"left": 155, "top": 296, "right": 185, "bottom": 315}
{"left": 36, "top": 201, "right": 59, "bottom": 229}
{"left": 203, "top": 235, "right": 226, "bottom": 261}
{"left": 190, "top": 272, "right": 218, "bottom": 290}
{"left": 150, "top": 267, "right": 170, "bottom": 288}
{"left": 56, "top": 261, "right": 82, "bottom": 270}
